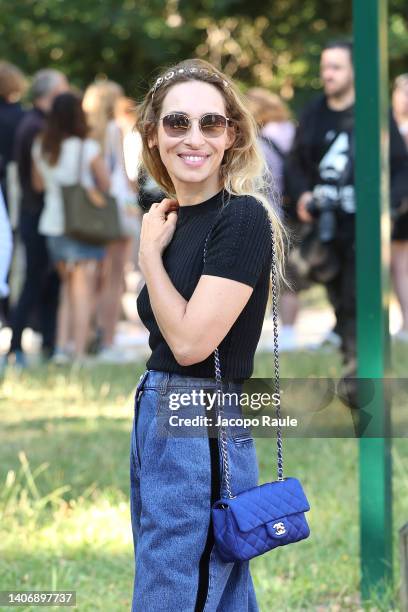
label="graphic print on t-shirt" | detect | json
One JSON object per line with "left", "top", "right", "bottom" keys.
{"left": 319, "top": 132, "right": 349, "bottom": 182}
{"left": 313, "top": 131, "right": 356, "bottom": 214}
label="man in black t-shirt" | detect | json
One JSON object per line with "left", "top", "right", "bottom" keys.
{"left": 285, "top": 40, "right": 408, "bottom": 373}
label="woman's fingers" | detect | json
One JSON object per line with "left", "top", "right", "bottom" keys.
{"left": 154, "top": 198, "right": 179, "bottom": 213}
{"left": 148, "top": 199, "right": 179, "bottom": 222}
{"left": 166, "top": 210, "right": 178, "bottom": 224}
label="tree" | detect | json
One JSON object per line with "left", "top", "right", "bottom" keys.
{"left": 0, "top": 0, "right": 406, "bottom": 106}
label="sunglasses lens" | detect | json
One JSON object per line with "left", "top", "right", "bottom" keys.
{"left": 162, "top": 113, "right": 229, "bottom": 137}
{"left": 200, "top": 114, "right": 228, "bottom": 137}
{"left": 162, "top": 113, "right": 190, "bottom": 136}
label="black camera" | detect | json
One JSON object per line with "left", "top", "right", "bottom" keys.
{"left": 306, "top": 194, "right": 339, "bottom": 242}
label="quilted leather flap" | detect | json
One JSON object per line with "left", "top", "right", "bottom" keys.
{"left": 224, "top": 477, "right": 310, "bottom": 533}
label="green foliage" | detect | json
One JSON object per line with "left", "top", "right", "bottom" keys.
{"left": 0, "top": 0, "right": 406, "bottom": 104}
{"left": 0, "top": 0, "right": 196, "bottom": 98}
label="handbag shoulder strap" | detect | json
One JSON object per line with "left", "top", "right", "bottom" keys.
{"left": 269, "top": 233, "right": 284, "bottom": 482}
{"left": 203, "top": 202, "right": 284, "bottom": 497}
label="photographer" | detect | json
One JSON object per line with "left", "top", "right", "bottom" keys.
{"left": 286, "top": 40, "right": 408, "bottom": 374}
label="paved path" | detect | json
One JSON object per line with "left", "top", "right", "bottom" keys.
{"left": 0, "top": 296, "right": 403, "bottom": 365}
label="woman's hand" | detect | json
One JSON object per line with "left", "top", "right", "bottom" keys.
{"left": 139, "top": 198, "right": 179, "bottom": 267}
{"left": 87, "top": 188, "right": 108, "bottom": 208}
{"left": 296, "top": 191, "right": 314, "bottom": 223}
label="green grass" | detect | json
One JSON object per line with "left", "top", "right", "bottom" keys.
{"left": 0, "top": 345, "right": 407, "bottom": 611}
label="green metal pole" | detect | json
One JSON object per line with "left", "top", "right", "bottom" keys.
{"left": 353, "top": 0, "right": 393, "bottom": 603}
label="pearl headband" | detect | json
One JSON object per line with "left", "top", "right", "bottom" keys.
{"left": 151, "top": 67, "right": 230, "bottom": 99}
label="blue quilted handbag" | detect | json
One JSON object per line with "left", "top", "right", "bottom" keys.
{"left": 203, "top": 223, "right": 311, "bottom": 563}
{"left": 211, "top": 476, "right": 310, "bottom": 563}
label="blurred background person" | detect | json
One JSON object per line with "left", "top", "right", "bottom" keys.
{"left": 113, "top": 96, "right": 149, "bottom": 337}
{"left": 114, "top": 96, "right": 142, "bottom": 187}
{"left": 246, "top": 87, "right": 295, "bottom": 199}
{"left": 32, "top": 92, "right": 110, "bottom": 364}
{"left": 113, "top": 96, "right": 142, "bottom": 275}
{"left": 5, "top": 69, "right": 68, "bottom": 368}
{"left": 391, "top": 73, "right": 408, "bottom": 341}
{"left": 0, "top": 61, "right": 27, "bottom": 326}
{"left": 83, "top": 80, "right": 136, "bottom": 362}
{"left": 246, "top": 87, "right": 302, "bottom": 351}
{"left": 285, "top": 40, "right": 408, "bottom": 375}
{"left": 393, "top": 74, "right": 408, "bottom": 144}
{"left": 0, "top": 187, "right": 12, "bottom": 375}
{"left": 0, "top": 61, "right": 26, "bottom": 207}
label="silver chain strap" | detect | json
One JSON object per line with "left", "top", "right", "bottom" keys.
{"left": 270, "top": 233, "right": 284, "bottom": 482}
{"left": 213, "top": 347, "right": 235, "bottom": 498}
{"left": 203, "top": 213, "right": 284, "bottom": 500}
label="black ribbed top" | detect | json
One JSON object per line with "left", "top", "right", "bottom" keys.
{"left": 136, "top": 189, "right": 273, "bottom": 381}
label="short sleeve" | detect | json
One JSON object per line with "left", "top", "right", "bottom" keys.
{"left": 83, "top": 138, "right": 101, "bottom": 163}
{"left": 202, "top": 196, "right": 272, "bottom": 288}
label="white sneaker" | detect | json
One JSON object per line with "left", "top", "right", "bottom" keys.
{"left": 51, "top": 350, "right": 71, "bottom": 366}
{"left": 320, "top": 330, "right": 342, "bottom": 349}
{"left": 278, "top": 325, "right": 299, "bottom": 351}
{"left": 393, "top": 329, "right": 408, "bottom": 343}
{"left": 71, "top": 356, "right": 92, "bottom": 370}
{"left": 263, "top": 325, "right": 299, "bottom": 352}
{"left": 97, "top": 346, "right": 129, "bottom": 364}
{"left": 0, "top": 354, "right": 7, "bottom": 376}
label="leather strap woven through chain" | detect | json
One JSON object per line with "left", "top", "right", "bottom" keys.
{"left": 202, "top": 208, "right": 284, "bottom": 500}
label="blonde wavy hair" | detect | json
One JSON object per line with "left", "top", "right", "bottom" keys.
{"left": 245, "top": 87, "right": 292, "bottom": 127}
{"left": 0, "top": 61, "right": 27, "bottom": 102}
{"left": 136, "top": 58, "right": 287, "bottom": 302}
{"left": 82, "top": 80, "right": 124, "bottom": 151}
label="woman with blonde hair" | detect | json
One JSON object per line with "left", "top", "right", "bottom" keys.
{"left": 130, "top": 58, "right": 285, "bottom": 611}
{"left": 82, "top": 80, "right": 124, "bottom": 149}
{"left": 83, "top": 80, "right": 137, "bottom": 359}
{"left": 245, "top": 87, "right": 295, "bottom": 198}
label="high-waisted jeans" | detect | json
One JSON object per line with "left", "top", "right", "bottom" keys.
{"left": 129, "top": 369, "right": 260, "bottom": 611}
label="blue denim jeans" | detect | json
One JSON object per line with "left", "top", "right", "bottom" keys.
{"left": 129, "top": 369, "right": 260, "bottom": 611}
